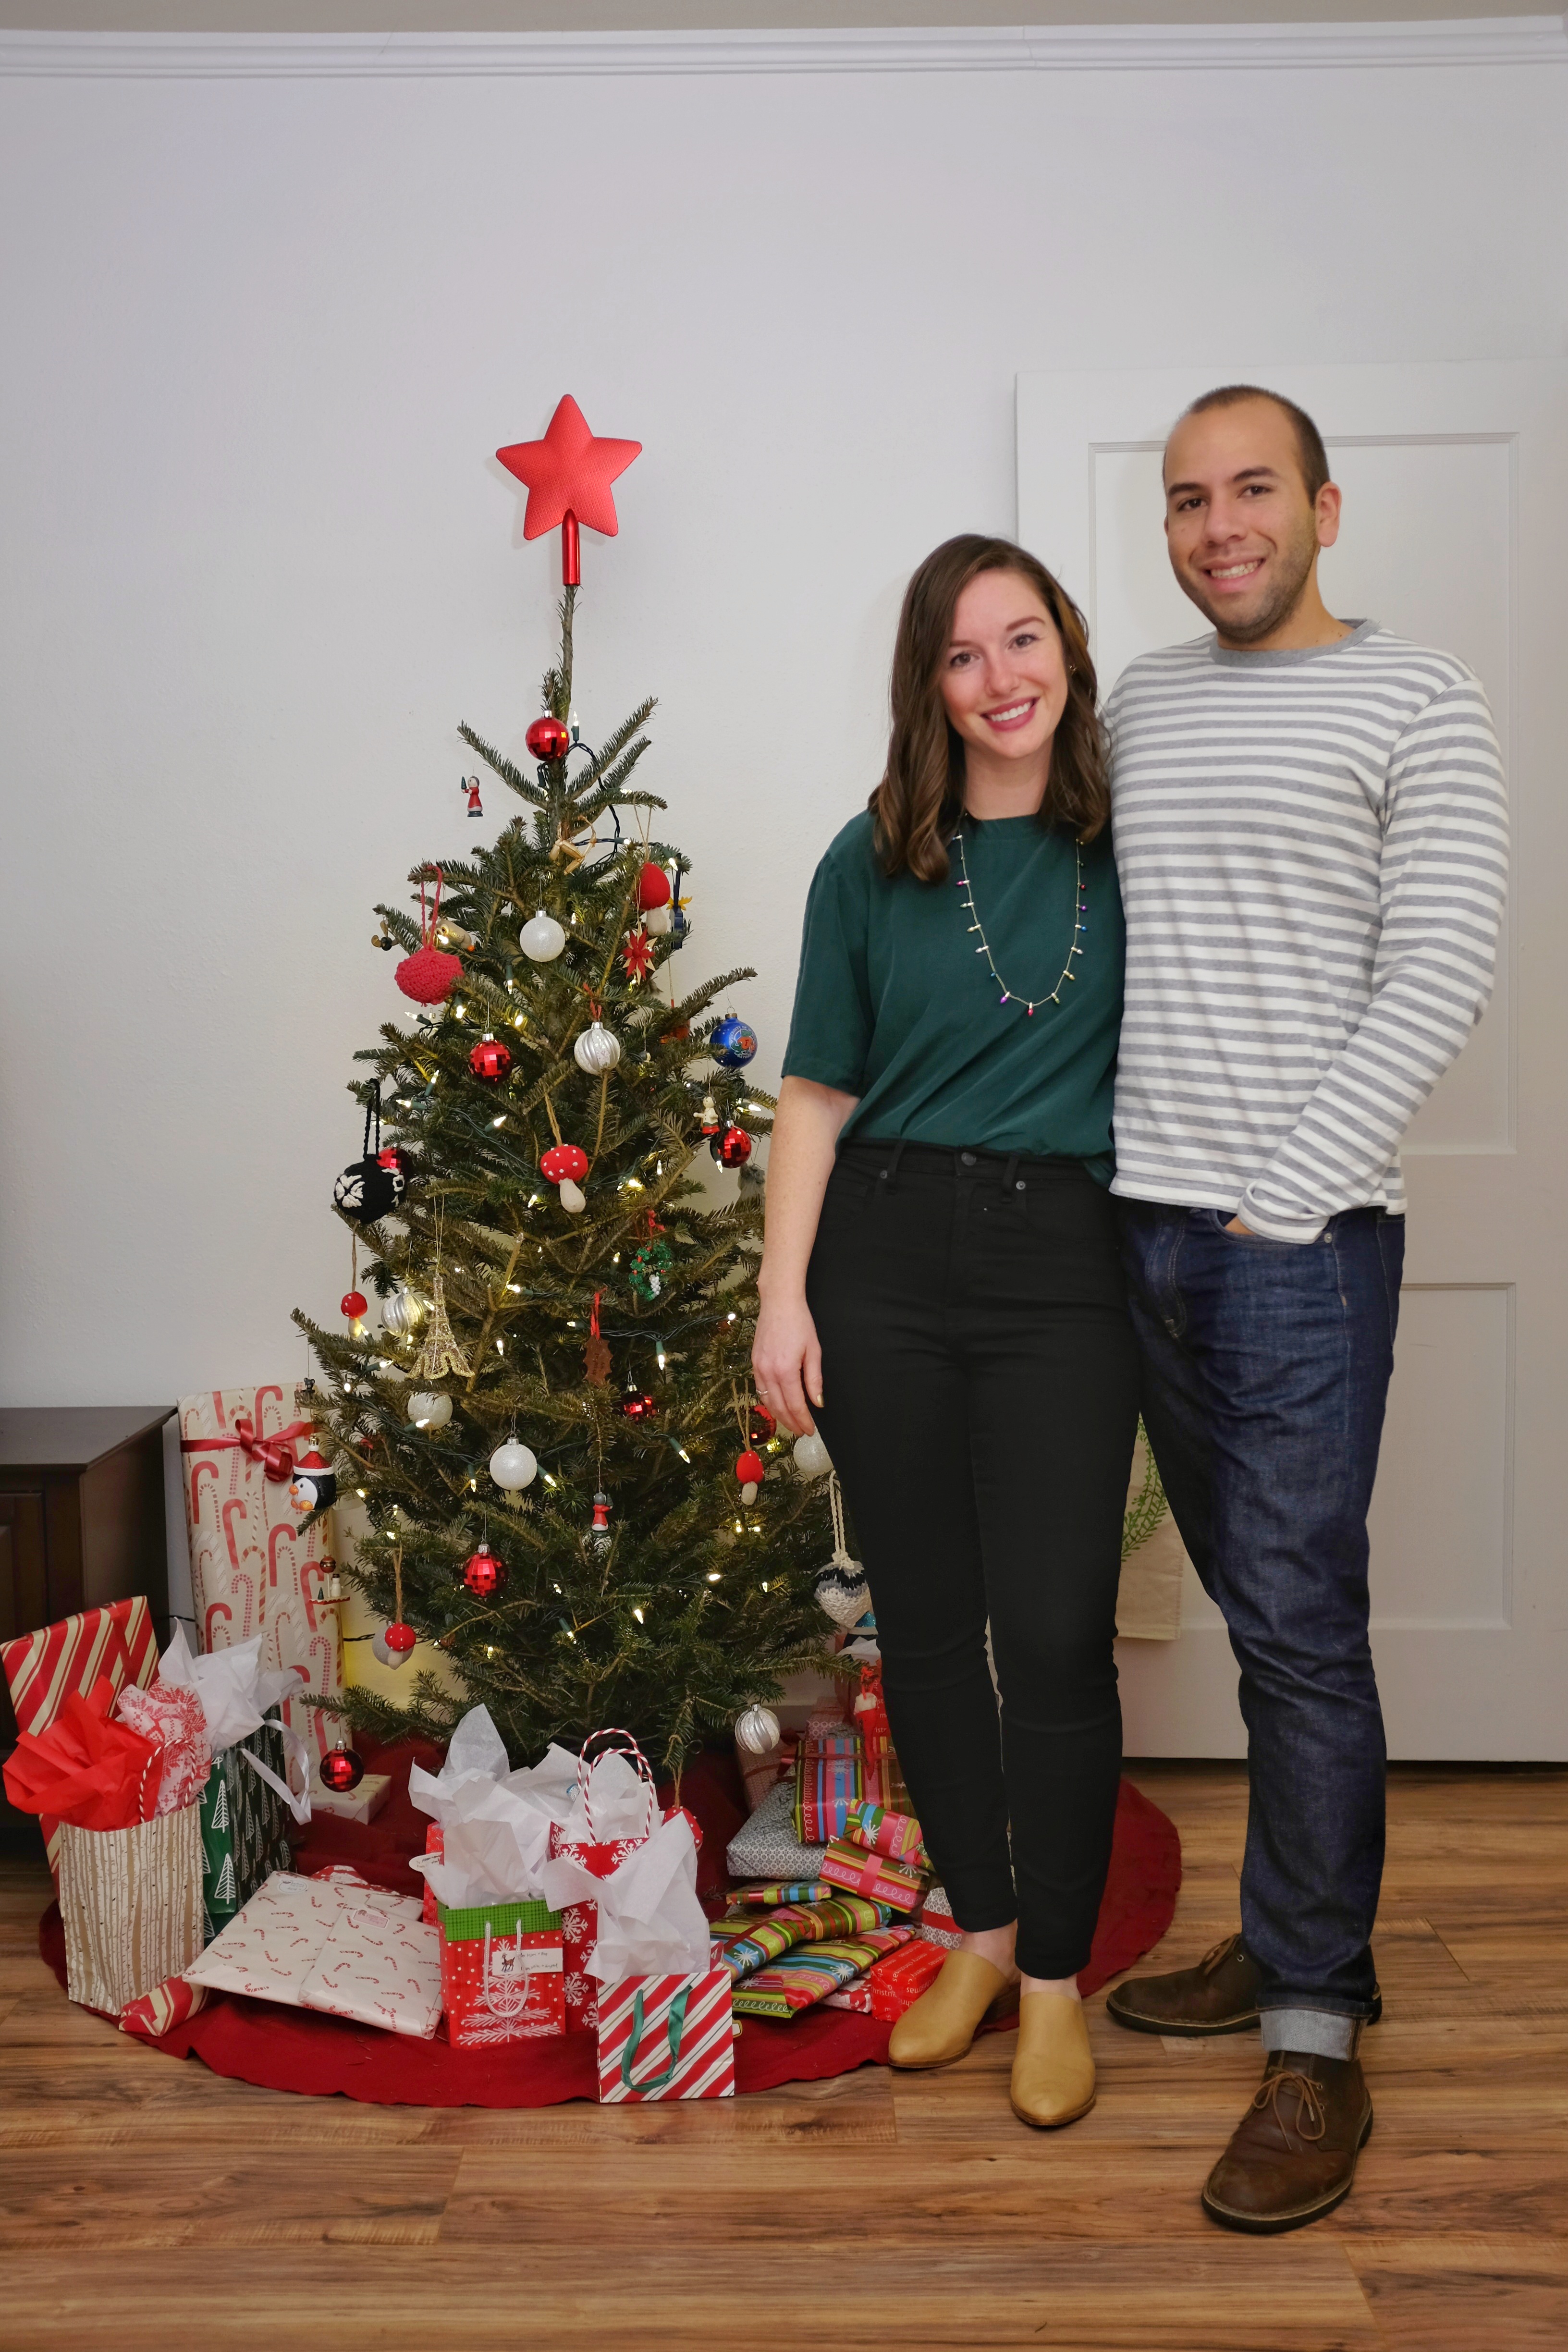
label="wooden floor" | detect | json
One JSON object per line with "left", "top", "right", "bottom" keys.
{"left": 1, "top": 1762, "right": 1564, "bottom": 2351}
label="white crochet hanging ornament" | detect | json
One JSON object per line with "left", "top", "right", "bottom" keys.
{"left": 812, "top": 1474, "right": 870, "bottom": 1628}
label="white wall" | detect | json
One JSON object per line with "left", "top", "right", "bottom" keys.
{"left": 1, "top": 48, "right": 1564, "bottom": 1418}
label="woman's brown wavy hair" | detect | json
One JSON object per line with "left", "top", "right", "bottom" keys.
{"left": 869, "top": 534, "right": 1108, "bottom": 882}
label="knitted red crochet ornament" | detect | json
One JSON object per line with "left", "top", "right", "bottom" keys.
{"left": 396, "top": 870, "right": 463, "bottom": 1006}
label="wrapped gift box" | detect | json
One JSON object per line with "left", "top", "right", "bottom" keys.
{"left": 793, "top": 1719, "right": 862, "bottom": 1845}
{"left": 819, "top": 1837, "right": 926, "bottom": 1914}
{"left": 300, "top": 1899, "right": 443, "bottom": 2039}
{"left": 731, "top": 1928, "right": 911, "bottom": 2021}
{"left": 438, "top": 1898, "right": 565, "bottom": 2046}
{"left": 826, "top": 1934, "right": 945, "bottom": 2019}
{"left": 597, "top": 1967, "right": 735, "bottom": 2103}
{"left": 845, "top": 1799, "right": 926, "bottom": 1868}
{"left": 185, "top": 1870, "right": 441, "bottom": 2037}
{"left": 178, "top": 1387, "right": 343, "bottom": 1767}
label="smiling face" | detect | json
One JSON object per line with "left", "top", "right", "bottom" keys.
{"left": 938, "top": 568, "right": 1070, "bottom": 785}
{"left": 1163, "top": 397, "right": 1341, "bottom": 647}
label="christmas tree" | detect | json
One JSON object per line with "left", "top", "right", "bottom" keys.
{"left": 295, "top": 404, "right": 833, "bottom": 1776}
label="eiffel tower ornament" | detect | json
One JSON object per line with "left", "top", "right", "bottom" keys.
{"left": 413, "top": 1269, "right": 471, "bottom": 1382}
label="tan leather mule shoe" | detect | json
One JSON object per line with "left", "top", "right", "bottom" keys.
{"left": 1009, "top": 1992, "right": 1096, "bottom": 2128}
{"left": 887, "top": 1950, "right": 1020, "bottom": 2070}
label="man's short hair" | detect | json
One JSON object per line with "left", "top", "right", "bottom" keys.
{"left": 1175, "top": 384, "right": 1331, "bottom": 503}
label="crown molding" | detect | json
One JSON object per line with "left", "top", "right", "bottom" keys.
{"left": 0, "top": 17, "right": 1563, "bottom": 78}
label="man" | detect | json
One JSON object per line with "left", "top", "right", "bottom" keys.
{"left": 1104, "top": 386, "right": 1507, "bottom": 2232}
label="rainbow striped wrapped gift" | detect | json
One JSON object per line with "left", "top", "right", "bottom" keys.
{"left": 728, "top": 1881, "right": 832, "bottom": 1909}
{"left": 731, "top": 1927, "right": 914, "bottom": 2020}
{"left": 819, "top": 1837, "right": 926, "bottom": 1914}
{"left": 792, "top": 1723, "right": 862, "bottom": 1844}
{"left": 597, "top": 1966, "right": 735, "bottom": 2103}
{"left": 714, "top": 1895, "right": 890, "bottom": 1982}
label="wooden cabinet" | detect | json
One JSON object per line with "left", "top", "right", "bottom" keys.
{"left": 0, "top": 1408, "right": 173, "bottom": 1764}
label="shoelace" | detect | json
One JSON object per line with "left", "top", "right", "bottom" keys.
{"left": 1199, "top": 1934, "right": 1241, "bottom": 1975}
{"left": 1252, "top": 2069, "right": 1328, "bottom": 2145}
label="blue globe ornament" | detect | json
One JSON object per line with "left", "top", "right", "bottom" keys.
{"left": 711, "top": 1014, "right": 758, "bottom": 1070}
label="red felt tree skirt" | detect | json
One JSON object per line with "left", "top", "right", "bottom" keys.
{"left": 38, "top": 1742, "right": 1180, "bottom": 2108}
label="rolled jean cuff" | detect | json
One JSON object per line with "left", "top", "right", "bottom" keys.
{"left": 1261, "top": 2007, "right": 1359, "bottom": 2060}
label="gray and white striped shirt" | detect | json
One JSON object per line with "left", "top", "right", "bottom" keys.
{"left": 1105, "top": 621, "right": 1508, "bottom": 1243}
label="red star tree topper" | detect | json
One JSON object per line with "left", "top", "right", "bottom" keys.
{"left": 496, "top": 394, "right": 642, "bottom": 585}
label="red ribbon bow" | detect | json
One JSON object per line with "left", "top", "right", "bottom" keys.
{"left": 181, "top": 1417, "right": 312, "bottom": 1483}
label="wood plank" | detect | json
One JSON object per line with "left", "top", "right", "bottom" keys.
{"left": 1346, "top": 2235, "right": 1568, "bottom": 2351}
{"left": 0, "top": 1762, "right": 1562, "bottom": 2343}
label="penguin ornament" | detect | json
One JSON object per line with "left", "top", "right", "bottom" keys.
{"left": 290, "top": 1449, "right": 337, "bottom": 1515}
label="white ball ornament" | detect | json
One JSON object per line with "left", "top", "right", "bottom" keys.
{"left": 490, "top": 1439, "right": 539, "bottom": 1492}
{"left": 406, "top": 1390, "right": 453, "bottom": 1430}
{"left": 573, "top": 1019, "right": 622, "bottom": 1075}
{"left": 381, "top": 1287, "right": 425, "bottom": 1338}
{"left": 519, "top": 909, "right": 567, "bottom": 962}
{"left": 794, "top": 1432, "right": 833, "bottom": 1479}
{"left": 735, "top": 1704, "right": 781, "bottom": 1755}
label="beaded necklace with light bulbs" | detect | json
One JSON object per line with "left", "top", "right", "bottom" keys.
{"left": 952, "top": 821, "right": 1088, "bottom": 1017}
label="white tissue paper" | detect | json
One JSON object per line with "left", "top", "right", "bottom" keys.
{"left": 159, "top": 1623, "right": 304, "bottom": 1755}
{"left": 405, "top": 1709, "right": 660, "bottom": 1910}
{"left": 538, "top": 1810, "right": 710, "bottom": 1985}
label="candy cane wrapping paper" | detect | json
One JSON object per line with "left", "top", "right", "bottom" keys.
{"left": 596, "top": 1967, "right": 735, "bottom": 2103}
{"left": 184, "top": 1869, "right": 439, "bottom": 2037}
{"left": 178, "top": 1388, "right": 343, "bottom": 1763}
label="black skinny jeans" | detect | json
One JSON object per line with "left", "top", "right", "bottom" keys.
{"left": 807, "top": 1140, "right": 1139, "bottom": 1981}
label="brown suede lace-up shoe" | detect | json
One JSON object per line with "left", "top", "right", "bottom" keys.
{"left": 1201, "top": 2050, "right": 1373, "bottom": 2233}
{"left": 1106, "top": 1933, "right": 1382, "bottom": 2038}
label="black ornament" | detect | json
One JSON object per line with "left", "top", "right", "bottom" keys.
{"left": 332, "top": 1092, "right": 410, "bottom": 1225}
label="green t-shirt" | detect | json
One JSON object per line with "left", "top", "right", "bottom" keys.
{"left": 781, "top": 808, "right": 1124, "bottom": 1176}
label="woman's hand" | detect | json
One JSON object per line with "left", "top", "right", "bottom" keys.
{"left": 753, "top": 1291, "right": 824, "bottom": 1437}
{"left": 752, "top": 1075, "right": 858, "bottom": 1438}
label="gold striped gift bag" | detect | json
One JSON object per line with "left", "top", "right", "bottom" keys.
{"left": 58, "top": 1800, "right": 206, "bottom": 2016}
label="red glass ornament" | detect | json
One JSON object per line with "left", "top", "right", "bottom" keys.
{"left": 526, "top": 714, "right": 571, "bottom": 763}
{"left": 469, "top": 1035, "right": 513, "bottom": 1083}
{"left": 340, "top": 1290, "right": 368, "bottom": 1320}
{"left": 319, "top": 1746, "right": 365, "bottom": 1795}
{"left": 637, "top": 861, "right": 672, "bottom": 911}
{"left": 620, "top": 1390, "right": 659, "bottom": 1421}
{"left": 395, "top": 944, "right": 463, "bottom": 1005}
{"left": 462, "top": 1544, "right": 508, "bottom": 1599}
{"left": 384, "top": 1621, "right": 417, "bottom": 1656}
{"left": 540, "top": 1143, "right": 590, "bottom": 1185}
{"left": 749, "top": 1404, "right": 776, "bottom": 1444}
{"left": 717, "top": 1125, "right": 753, "bottom": 1169}
{"left": 735, "top": 1449, "right": 766, "bottom": 1489}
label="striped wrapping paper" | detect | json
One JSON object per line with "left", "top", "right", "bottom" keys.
{"left": 0, "top": 1596, "right": 159, "bottom": 1880}
{"left": 819, "top": 1838, "right": 926, "bottom": 1914}
{"left": 597, "top": 1966, "right": 735, "bottom": 2103}
{"left": 845, "top": 1799, "right": 927, "bottom": 1868}
{"left": 118, "top": 1973, "right": 212, "bottom": 2041}
{"left": 731, "top": 1927, "right": 914, "bottom": 2021}
{"left": 714, "top": 1895, "right": 891, "bottom": 1982}
{"left": 727, "top": 1881, "right": 832, "bottom": 1909}
{"left": 792, "top": 1727, "right": 863, "bottom": 1844}
{"left": 826, "top": 1935, "right": 946, "bottom": 2019}
{"left": 58, "top": 1799, "right": 206, "bottom": 2016}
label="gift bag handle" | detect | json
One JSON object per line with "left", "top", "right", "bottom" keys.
{"left": 620, "top": 1982, "right": 691, "bottom": 2094}
{"left": 576, "top": 1727, "right": 657, "bottom": 1844}
{"left": 235, "top": 1712, "right": 314, "bottom": 1827}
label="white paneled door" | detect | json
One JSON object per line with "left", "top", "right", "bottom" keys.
{"left": 1018, "top": 363, "right": 1567, "bottom": 1759}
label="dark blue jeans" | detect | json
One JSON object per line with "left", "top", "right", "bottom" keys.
{"left": 1116, "top": 1201, "right": 1404, "bottom": 2023}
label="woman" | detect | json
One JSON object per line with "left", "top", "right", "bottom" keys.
{"left": 752, "top": 534, "right": 1137, "bottom": 2129}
